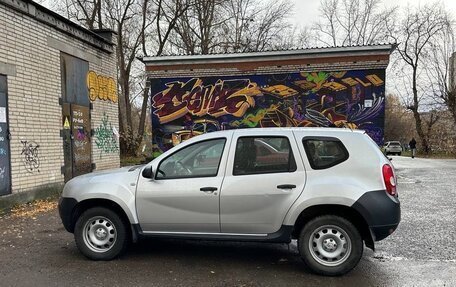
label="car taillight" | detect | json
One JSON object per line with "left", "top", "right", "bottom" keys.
{"left": 382, "top": 164, "right": 397, "bottom": 196}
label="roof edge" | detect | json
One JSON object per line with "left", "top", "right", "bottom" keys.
{"left": 141, "top": 44, "right": 396, "bottom": 65}
{"left": 0, "top": 0, "right": 115, "bottom": 53}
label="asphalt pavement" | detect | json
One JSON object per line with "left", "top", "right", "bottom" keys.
{"left": 0, "top": 156, "right": 455, "bottom": 286}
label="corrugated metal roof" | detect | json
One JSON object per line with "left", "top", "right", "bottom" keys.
{"left": 141, "top": 43, "right": 397, "bottom": 65}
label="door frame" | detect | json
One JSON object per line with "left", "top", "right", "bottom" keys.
{"left": 0, "top": 74, "right": 12, "bottom": 196}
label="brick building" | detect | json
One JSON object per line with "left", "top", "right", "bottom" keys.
{"left": 0, "top": 0, "right": 120, "bottom": 198}
{"left": 142, "top": 45, "right": 394, "bottom": 156}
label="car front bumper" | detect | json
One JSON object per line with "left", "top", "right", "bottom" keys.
{"left": 58, "top": 197, "right": 78, "bottom": 233}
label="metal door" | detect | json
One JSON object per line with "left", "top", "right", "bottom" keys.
{"left": 0, "top": 75, "right": 11, "bottom": 196}
{"left": 60, "top": 53, "right": 91, "bottom": 181}
{"left": 70, "top": 104, "right": 91, "bottom": 177}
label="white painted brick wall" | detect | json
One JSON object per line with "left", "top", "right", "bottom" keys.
{"left": 0, "top": 4, "right": 119, "bottom": 194}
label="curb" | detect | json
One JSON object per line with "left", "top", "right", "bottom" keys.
{"left": 0, "top": 183, "right": 63, "bottom": 214}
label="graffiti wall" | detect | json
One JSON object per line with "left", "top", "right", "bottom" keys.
{"left": 94, "top": 112, "right": 119, "bottom": 158}
{"left": 150, "top": 69, "right": 386, "bottom": 155}
{"left": 20, "top": 140, "right": 40, "bottom": 173}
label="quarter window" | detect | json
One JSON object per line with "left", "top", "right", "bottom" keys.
{"left": 156, "top": 138, "right": 226, "bottom": 179}
{"left": 233, "top": 136, "right": 296, "bottom": 176}
{"left": 303, "top": 138, "right": 349, "bottom": 169}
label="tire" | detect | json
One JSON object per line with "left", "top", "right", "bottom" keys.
{"left": 398, "top": 152, "right": 402, "bottom": 156}
{"left": 298, "top": 215, "right": 363, "bottom": 276}
{"left": 74, "top": 207, "right": 129, "bottom": 260}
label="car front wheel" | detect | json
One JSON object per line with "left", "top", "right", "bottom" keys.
{"left": 298, "top": 215, "right": 363, "bottom": 276}
{"left": 74, "top": 207, "right": 129, "bottom": 260}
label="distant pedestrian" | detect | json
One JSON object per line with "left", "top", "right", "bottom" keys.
{"left": 409, "top": 138, "right": 417, "bottom": 158}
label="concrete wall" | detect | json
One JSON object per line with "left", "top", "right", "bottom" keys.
{"left": 0, "top": 0, "right": 120, "bottom": 194}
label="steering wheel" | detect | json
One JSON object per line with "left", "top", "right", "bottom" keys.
{"left": 176, "top": 161, "right": 192, "bottom": 175}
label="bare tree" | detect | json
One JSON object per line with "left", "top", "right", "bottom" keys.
{"left": 384, "top": 94, "right": 416, "bottom": 143}
{"left": 171, "top": 0, "right": 225, "bottom": 54}
{"left": 314, "top": 0, "right": 396, "bottom": 46}
{"left": 170, "top": 0, "right": 294, "bottom": 54}
{"left": 427, "top": 21, "right": 456, "bottom": 132}
{"left": 241, "top": 0, "right": 293, "bottom": 51}
{"left": 105, "top": 0, "right": 191, "bottom": 156}
{"left": 385, "top": 3, "right": 450, "bottom": 153}
{"left": 53, "top": 0, "right": 103, "bottom": 29}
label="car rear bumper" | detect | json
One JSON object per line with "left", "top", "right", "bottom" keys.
{"left": 352, "top": 190, "right": 401, "bottom": 241}
{"left": 370, "top": 224, "right": 400, "bottom": 241}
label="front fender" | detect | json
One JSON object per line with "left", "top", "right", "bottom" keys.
{"left": 62, "top": 180, "right": 138, "bottom": 224}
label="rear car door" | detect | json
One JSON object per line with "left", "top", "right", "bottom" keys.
{"left": 136, "top": 136, "right": 229, "bottom": 233}
{"left": 220, "top": 130, "right": 306, "bottom": 234}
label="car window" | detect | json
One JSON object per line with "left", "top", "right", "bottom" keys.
{"left": 233, "top": 136, "right": 296, "bottom": 176}
{"left": 156, "top": 138, "right": 226, "bottom": 179}
{"left": 303, "top": 138, "right": 348, "bottom": 169}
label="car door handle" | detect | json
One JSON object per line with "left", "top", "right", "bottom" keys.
{"left": 277, "top": 184, "right": 296, "bottom": 189}
{"left": 200, "top": 187, "right": 218, "bottom": 193}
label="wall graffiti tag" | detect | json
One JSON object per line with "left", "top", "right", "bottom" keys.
{"left": 94, "top": 113, "right": 119, "bottom": 158}
{"left": 0, "top": 126, "right": 4, "bottom": 142}
{"left": 0, "top": 166, "right": 5, "bottom": 179}
{"left": 21, "top": 140, "right": 40, "bottom": 173}
{"left": 150, "top": 69, "right": 386, "bottom": 155}
{"left": 152, "top": 78, "right": 261, "bottom": 123}
{"left": 87, "top": 71, "right": 118, "bottom": 103}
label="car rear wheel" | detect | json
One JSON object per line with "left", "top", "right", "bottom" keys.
{"left": 74, "top": 207, "right": 129, "bottom": 260}
{"left": 298, "top": 215, "right": 363, "bottom": 276}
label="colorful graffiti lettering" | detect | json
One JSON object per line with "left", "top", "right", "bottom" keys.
{"left": 94, "top": 113, "right": 118, "bottom": 158}
{"left": 152, "top": 78, "right": 262, "bottom": 123}
{"left": 150, "top": 69, "right": 386, "bottom": 154}
{"left": 87, "top": 71, "right": 118, "bottom": 103}
{"left": 21, "top": 140, "right": 40, "bottom": 173}
{"left": 231, "top": 104, "right": 280, "bottom": 128}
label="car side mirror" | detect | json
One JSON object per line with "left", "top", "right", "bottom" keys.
{"left": 142, "top": 166, "right": 154, "bottom": 179}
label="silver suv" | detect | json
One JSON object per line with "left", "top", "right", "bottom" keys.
{"left": 59, "top": 128, "right": 400, "bottom": 276}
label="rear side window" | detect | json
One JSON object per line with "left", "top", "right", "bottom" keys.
{"left": 303, "top": 138, "right": 349, "bottom": 169}
{"left": 233, "top": 136, "right": 297, "bottom": 176}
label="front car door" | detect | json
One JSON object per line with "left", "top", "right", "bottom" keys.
{"left": 220, "top": 130, "right": 306, "bottom": 234}
{"left": 136, "top": 135, "right": 230, "bottom": 233}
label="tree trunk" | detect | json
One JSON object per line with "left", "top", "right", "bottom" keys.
{"left": 411, "top": 67, "right": 431, "bottom": 154}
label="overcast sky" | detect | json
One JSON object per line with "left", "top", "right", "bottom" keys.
{"left": 290, "top": 0, "right": 456, "bottom": 28}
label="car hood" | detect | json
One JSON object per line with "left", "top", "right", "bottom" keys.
{"left": 63, "top": 165, "right": 145, "bottom": 197}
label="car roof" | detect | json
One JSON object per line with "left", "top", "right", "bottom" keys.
{"left": 194, "top": 127, "right": 365, "bottom": 139}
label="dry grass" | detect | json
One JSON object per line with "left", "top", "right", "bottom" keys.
{"left": 10, "top": 200, "right": 57, "bottom": 219}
